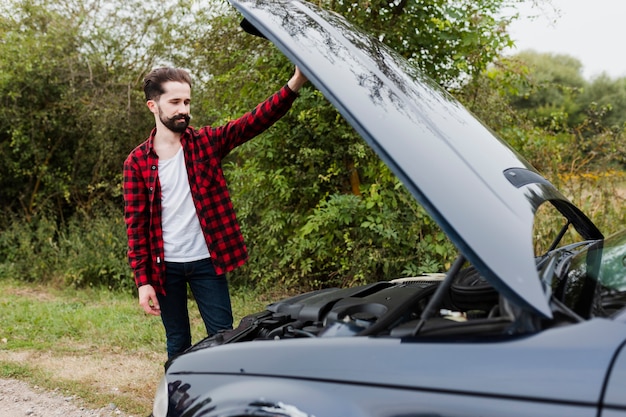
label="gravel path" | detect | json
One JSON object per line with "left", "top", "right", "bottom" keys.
{"left": 0, "top": 378, "right": 133, "bottom": 417}
{"left": 0, "top": 348, "right": 162, "bottom": 417}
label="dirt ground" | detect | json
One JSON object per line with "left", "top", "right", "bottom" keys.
{"left": 0, "top": 349, "right": 163, "bottom": 417}
{"left": 0, "top": 377, "right": 123, "bottom": 417}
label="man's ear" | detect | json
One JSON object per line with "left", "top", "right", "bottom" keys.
{"left": 146, "top": 99, "right": 158, "bottom": 114}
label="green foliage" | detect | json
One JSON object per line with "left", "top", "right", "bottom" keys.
{"left": 578, "top": 75, "right": 626, "bottom": 133}
{"left": 0, "top": 0, "right": 199, "bottom": 219}
{"left": 233, "top": 176, "right": 455, "bottom": 290}
{"left": 456, "top": 55, "right": 533, "bottom": 132}
{"left": 486, "top": 51, "right": 626, "bottom": 146}
{"left": 0, "top": 362, "right": 33, "bottom": 380}
{"left": 0, "top": 208, "right": 133, "bottom": 292}
{"left": 504, "top": 51, "right": 586, "bottom": 131}
{"left": 60, "top": 211, "right": 134, "bottom": 292}
{"left": 292, "top": 185, "right": 454, "bottom": 287}
{"left": 0, "top": 214, "right": 62, "bottom": 283}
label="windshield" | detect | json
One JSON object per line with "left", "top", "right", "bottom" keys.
{"left": 559, "top": 229, "right": 626, "bottom": 317}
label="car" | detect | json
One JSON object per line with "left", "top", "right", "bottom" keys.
{"left": 150, "top": 0, "right": 626, "bottom": 416}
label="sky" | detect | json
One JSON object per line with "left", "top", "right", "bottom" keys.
{"left": 505, "top": 0, "right": 626, "bottom": 80}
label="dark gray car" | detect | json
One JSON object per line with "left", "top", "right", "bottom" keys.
{"left": 150, "top": 1, "right": 626, "bottom": 416}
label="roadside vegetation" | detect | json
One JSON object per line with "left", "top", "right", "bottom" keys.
{"left": 1, "top": 0, "right": 626, "bottom": 415}
{"left": 0, "top": 278, "right": 270, "bottom": 415}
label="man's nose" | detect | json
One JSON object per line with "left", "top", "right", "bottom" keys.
{"left": 177, "top": 103, "right": 189, "bottom": 114}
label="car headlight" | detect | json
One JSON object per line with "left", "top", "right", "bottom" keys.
{"left": 152, "top": 376, "right": 169, "bottom": 417}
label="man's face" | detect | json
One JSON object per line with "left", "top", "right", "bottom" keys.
{"left": 149, "top": 81, "right": 191, "bottom": 133}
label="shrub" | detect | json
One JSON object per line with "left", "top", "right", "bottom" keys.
{"left": 0, "top": 207, "right": 134, "bottom": 293}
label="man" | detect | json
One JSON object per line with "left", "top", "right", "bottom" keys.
{"left": 124, "top": 66, "right": 308, "bottom": 358}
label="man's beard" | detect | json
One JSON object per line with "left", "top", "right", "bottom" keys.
{"left": 159, "top": 110, "right": 190, "bottom": 133}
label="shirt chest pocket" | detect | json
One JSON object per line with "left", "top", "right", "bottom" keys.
{"left": 192, "top": 156, "right": 222, "bottom": 190}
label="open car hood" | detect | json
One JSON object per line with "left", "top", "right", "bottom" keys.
{"left": 228, "top": 0, "right": 602, "bottom": 318}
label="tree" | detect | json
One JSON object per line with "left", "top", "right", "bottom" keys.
{"left": 505, "top": 50, "right": 586, "bottom": 131}
{"left": 0, "top": 0, "right": 206, "bottom": 220}
{"left": 578, "top": 74, "right": 626, "bottom": 133}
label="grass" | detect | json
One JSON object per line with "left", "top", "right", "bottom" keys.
{"left": 0, "top": 361, "right": 32, "bottom": 379}
{"left": 0, "top": 279, "right": 270, "bottom": 352}
{"left": 0, "top": 278, "right": 274, "bottom": 415}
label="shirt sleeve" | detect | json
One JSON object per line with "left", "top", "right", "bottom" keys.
{"left": 123, "top": 153, "right": 151, "bottom": 288}
{"left": 210, "top": 84, "right": 299, "bottom": 157}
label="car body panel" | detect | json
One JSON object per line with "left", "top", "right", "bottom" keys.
{"left": 604, "top": 342, "right": 626, "bottom": 409}
{"left": 165, "top": 374, "right": 599, "bottom": 417}
{"left": 167, "top": 318, "right": 626, "bottom": 406}
{"left": 229, "top": 0, "right": 602, "bottom": 318}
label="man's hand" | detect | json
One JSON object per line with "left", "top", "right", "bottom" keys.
{"left": 287, "top": 66, "right": 308, "bottom": 93}
{"left": 138, "top": 284, "right": 161, "bottom": 316}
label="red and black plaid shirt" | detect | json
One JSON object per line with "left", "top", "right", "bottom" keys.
{"left": 123, "top": 85, "right": 298, "bottom": 294}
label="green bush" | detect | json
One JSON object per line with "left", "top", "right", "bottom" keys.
{"left": 230, "top": 169, "right": 456, "bottom": 292}
{"left": 60, "top": 212, "right": 134, "bottom": 293}
{"left": 0, "top": 207, "right": 134, "bottom": 293}
{"left": 0, "top": 214, "right": 62, "bottom": 282}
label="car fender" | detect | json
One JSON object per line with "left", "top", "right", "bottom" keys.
{"left": 168, "top": 376, "right": 366, "bottom": 417}
{"left": 601, "top": 340, "right": 626, "bottom": 416}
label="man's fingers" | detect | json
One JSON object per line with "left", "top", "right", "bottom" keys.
{"left": 148, "top": 295, "right": 161, "bottom": 315}
{"left": 138, "top": 285, "right": 161, "bottom": 315}
{"left": 141, "top": 300, "right": 161, "bottom": 316}
{"left": 146, "top": 306, "right": 161, "bottom": 316}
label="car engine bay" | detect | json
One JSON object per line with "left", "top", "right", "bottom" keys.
{"left": 183, "top": 232, "right": 626, "bottom": 354}
{"left": 187, "top": 264, "right": 563, "bottom": 352}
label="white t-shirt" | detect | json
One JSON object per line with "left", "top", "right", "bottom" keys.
{"left": 158, "top": 147, "right": 211, "bottom": 262}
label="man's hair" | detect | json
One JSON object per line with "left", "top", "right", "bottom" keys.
{"left": 143, "top": 67, "right": 192, "bottom": 101}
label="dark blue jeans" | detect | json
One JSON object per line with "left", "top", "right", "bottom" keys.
{"left": 158, "top": 258, "right": 233, "bottom": 358}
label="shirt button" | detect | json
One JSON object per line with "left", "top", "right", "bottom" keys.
{"left": 149, "top": 187, "right": 153, "bottom": 191}
{"left": 151, "top": 165, "right": 156, "bottom": 170}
